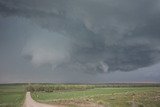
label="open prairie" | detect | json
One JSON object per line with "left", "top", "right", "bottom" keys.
{"left": 1, "top": 0, "right": 160, "bottom": 107}
{"left": 0, "top": 84, "right": 26, "bottom": 107}
{"left": 30, "top": 84, "right": 160, "bottom": 107}
{"left": 1, "top": 84, "right": 160, "bottom": 107}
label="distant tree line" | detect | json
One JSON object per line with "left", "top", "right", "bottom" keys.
{"left": 26, "top": 83, "right": 160, "bottom": 92}
{"left": 26, "top": 84, "right": 95, "bottom": 92}
{"left": 94, "top": 83, "right": 160, "bottom": 87}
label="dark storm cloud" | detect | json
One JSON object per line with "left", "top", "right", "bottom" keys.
{"left": 0, "top": 0, "right": 160, "bottom": 74}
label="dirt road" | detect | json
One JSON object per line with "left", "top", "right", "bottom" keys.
{"left": 23, "top": 92, "right": 64, "bottom": 107}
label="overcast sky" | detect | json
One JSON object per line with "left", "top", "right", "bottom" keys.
{"left": 0, "top": 0, "right": 160, "bottom": 83}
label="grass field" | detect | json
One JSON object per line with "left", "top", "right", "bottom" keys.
{"left": 0, "top": 84, "right": 26, "bottom": 107}
{"left": 0, "top": 84, "right": 160, "bottom": 107}
{"left": 32, "top": 87, "right": 160, "bottom": 107}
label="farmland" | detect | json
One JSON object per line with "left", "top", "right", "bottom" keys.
{"left": 0, "top": 83, "right": 160, "bottom": 107}
{"left": 0, "top": 84, "right": 26, "bottom": 107}
{"left": 30, "top": 84, "right": 160, "bottom": 107}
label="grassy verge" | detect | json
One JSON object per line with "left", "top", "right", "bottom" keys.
{"left": 32, "top": 87, "right": 160, "bottom": 107}
{"left": 0, "top": 84, "right": 26, "bottom": 107}
{"left": 91, "top": 87, "right": 160, "bottom": 107}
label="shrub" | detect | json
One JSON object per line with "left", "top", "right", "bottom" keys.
{"left": 26, "top": 84, "right": 95, "bottom": 92}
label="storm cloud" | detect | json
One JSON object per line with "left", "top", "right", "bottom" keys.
{"left": 0, "top": 0, "right": 160, "bottom": 78}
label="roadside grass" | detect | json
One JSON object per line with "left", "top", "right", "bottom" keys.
{"left": 32, "top": 87, "right": 160, "bottom": 107}
{"left": 1, "top": 84, "right": 160, "bottom": 107}
{"left": 32, "top": 87, "right": 154, "bottom": 101}
{"left": 0, "top": 84, "right": 26, "bottom": 107}
{"left": 91, "top": 89, "right": 160, "bottom": 107}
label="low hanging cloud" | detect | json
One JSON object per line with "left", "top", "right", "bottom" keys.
{"left": 1, "top": 0, "right": 160, "bottom": 73}
{"left": 22, "top": 31, "right": 71, "bottom": 67}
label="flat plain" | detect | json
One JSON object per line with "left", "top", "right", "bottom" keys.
{"left": 0, "top": 84, "right": 26, "bottom": 107}
{"left": 31, "top": 86, "right": 160, "bottom": 107}
{"left": 0, "top": 84, "right": 160, "bottom": 107}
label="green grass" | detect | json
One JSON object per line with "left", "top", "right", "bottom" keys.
{"left": 32, "top": 87, "right": 160, "bottom": 107}
{"left": 91, "top": 88, "right": 160, "bottom": 107}
{"left": 32, "top": 87, "right": 153, "bottom": 101}
{"left": 1, "top": 84, "right": 160, "bottom": 107}
{"left": 0, "top": 84, "right": 26, "bottom": 107}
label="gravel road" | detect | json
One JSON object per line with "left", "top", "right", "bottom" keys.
{"left": 23, "top": 92, "right": 65, "bottom": 107}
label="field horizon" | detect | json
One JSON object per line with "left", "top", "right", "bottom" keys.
{"left": 1, "top": 83, "right": 160, "bottom": 107}
{"left": 1, "top": 0, "right": 160, "bottom": 107}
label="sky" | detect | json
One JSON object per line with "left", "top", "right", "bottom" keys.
{"left": 0, "top": 0, "right": 160, "bottom": 83}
